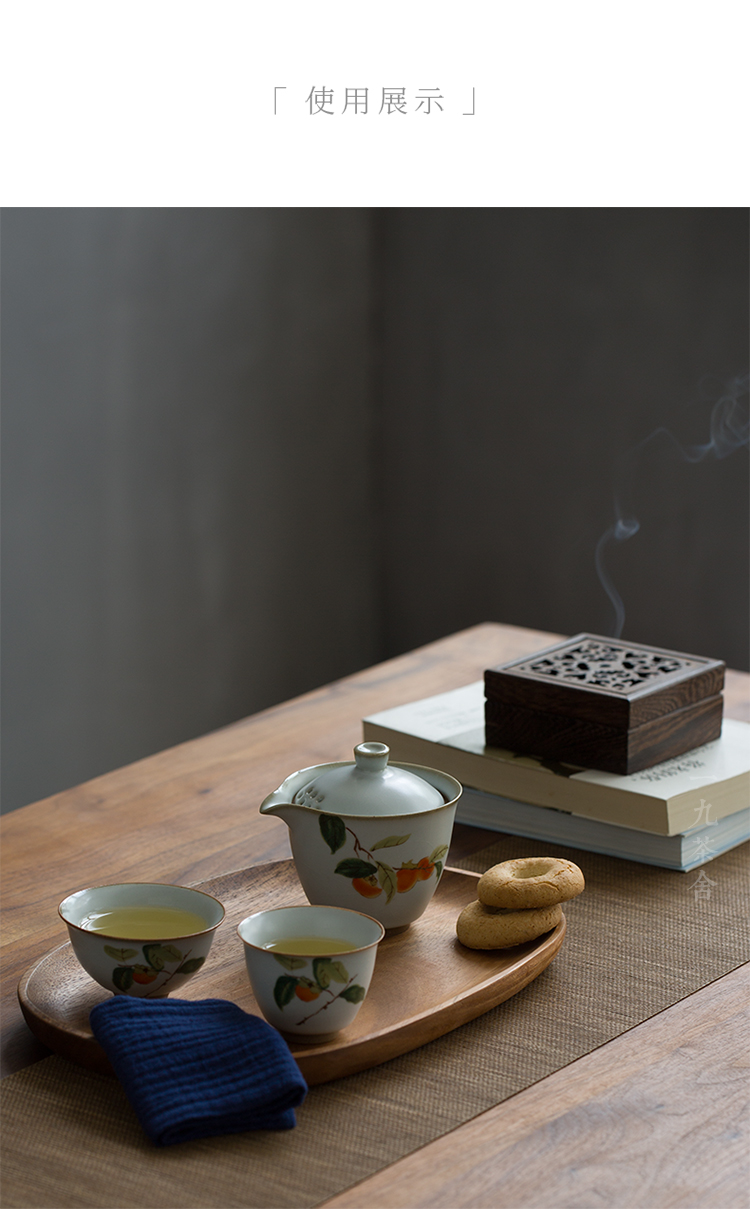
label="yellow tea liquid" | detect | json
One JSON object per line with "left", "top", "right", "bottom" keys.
{"left": 262, "top": 936, "right": 354, "bottom": 955}
{"left": 80, "top": 906, "right": 208, "bottom": 939}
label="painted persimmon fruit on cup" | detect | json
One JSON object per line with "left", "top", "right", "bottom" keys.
{"left": 238, "top": 904, "right": 385, "bottom": 1042}
{"left": 58, "top": 882, "right": 225, "bottom": 997}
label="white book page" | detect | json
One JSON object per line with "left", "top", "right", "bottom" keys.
{"left": 366, "top": 685, "right": 750, "bottom": 796}
{"left": 573, "top": 719, "right": 750, "bottom": 796}
{"left": 366, "top": 682, "right": 486, "bottom": 741}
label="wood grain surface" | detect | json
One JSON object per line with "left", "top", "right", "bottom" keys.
{"left": 485, "top": 692, "right": 725, "bottom": 774}
{"left": 17, "top": 862, "right": 565, "bottom": 1084}
{"left": 319, "top": 963, "right": 750, "bottom": 1209}
{"left": 484, "top": 637, "right": 725, "bottom": 727}
{"left": 0, "top": 623, "right": 563, "bottom": 1078}
{"left": 2, "top": 622, "right": 748, "bottom": 1209}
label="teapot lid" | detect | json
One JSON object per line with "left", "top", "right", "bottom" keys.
{"left": 292, "top": 743, "right": 445, "bottom": 816}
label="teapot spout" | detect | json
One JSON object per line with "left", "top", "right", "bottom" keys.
{"left": 259, "top": 797, "right": 307, "bottom": 826}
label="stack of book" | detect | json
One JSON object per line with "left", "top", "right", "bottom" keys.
{"left": 363, "top": 683, "right": 750, "bottom": 871}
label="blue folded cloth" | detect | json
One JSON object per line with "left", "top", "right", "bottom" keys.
{"left": 90, "top": 997, "right": 308, "bottom": 1146}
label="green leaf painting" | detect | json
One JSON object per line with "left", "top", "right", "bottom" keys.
{"left": 112, "top": 966, "right": 134, "bottom": 992}
{"left": 104, "top": 946, "right": 137, "bottom": 961}
{"left": 175, "top": 957, "right": 205, "bottom": 975}
{"left": 339, "top": 984, "right": 366, "bottom": 1004}
{"left": 159, "top": 944, "right": 184, "bottom": 962}
{"left": 274, "top": 975, "right": 300, "bottom": 1010}
{"left": 108, "top": 940, "right": 196, "bottom": 994}
{"left": 313, "top": 957, "right": 332, "bottom": 989}
{"left": 371, "top": 834, "right": 410, "bottom": 850}
{"left": 321, "top": 816, "right": 444, "bottom": 906}
{"left": 271, "top": 955, "right": 368, "bottom": 1025}
{"left": 312, "top": 957, "right": 349, "bottom": 989}
{"left": 274, "top": 954, "right": 307, "bottom": 971}
{"left": 142, "top": 943, "right": 184, "bottom": 971}
{"left": 334, "top": 858, "right": 377, "bottom": 879}
{"left": 142, "top": 943, "right": 166, "bottom": 971}
{"left": 376, "top": 862, "right": 397, "bottom": 904}
{"left": 319, "top": 813, "right": 347, "bottom": 854}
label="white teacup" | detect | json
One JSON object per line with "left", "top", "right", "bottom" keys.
{"left": 59, "top": 882, "right": 225, "bottom": 997}
{"left": 238, "top": 904, "right": 384, "bottom": 1042}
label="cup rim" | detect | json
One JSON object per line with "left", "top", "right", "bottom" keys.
{"left": 58, "top": 881, "right": 226, "bottom": 940}
{"left": 236, "top": 903, "right": 386, "bottom": 955}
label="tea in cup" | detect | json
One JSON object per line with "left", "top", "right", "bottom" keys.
{"left": 237, "top": 904, "right": 384, "bottom": 1041}
{"left": 58, "top": 882, "right": 225, "bottom": 997}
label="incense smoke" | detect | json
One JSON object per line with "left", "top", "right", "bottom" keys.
{"left": 597, "top": 374, "right": 749, "bottom": 638}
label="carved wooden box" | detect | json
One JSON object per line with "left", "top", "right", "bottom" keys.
{"left": 484, "top": 634, "right": 725, "bottom": 775}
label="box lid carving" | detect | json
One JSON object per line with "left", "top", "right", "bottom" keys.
{"left": 485, "top": 634, "right": 725, "bottom": 728}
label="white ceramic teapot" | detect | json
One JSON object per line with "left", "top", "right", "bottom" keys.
{"left": 260, "top": 743, "right": 462, "bottom": 930}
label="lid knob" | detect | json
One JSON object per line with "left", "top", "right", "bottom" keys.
{"left": 292, "top": 742, "right": 445, "bottom": 815}
{"left": 353, "top": 742, "right": 390, "bottom": 772}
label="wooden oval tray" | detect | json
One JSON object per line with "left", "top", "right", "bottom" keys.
{"left": 18, "top": 860, "right": 565, "bottom": 1087}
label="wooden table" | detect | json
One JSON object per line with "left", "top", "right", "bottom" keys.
{"left": 2, "top": 623, "right": 748, "bottom": 1208}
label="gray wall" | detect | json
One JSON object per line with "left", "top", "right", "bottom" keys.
{"left": 2, "top": 209, "right": 380, "bottom": 812}
{"left": 2, "top": 208, "right": 748, "bottom": 813}
{"left": 378, "top": 208, "right": 748, "bottom": 664}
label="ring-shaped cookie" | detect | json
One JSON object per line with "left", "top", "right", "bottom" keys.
{"left": 456, "top": 900, "right": 562, "bottom": 949}
{"left": 477, "top": 857, "right": 584, "bottom": 909}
